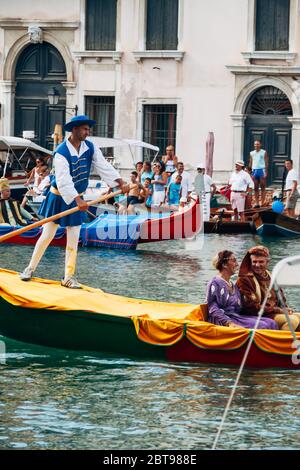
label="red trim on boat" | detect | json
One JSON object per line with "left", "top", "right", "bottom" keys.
{"left": 166, "top": 337, "right": 300, "bottom": 369}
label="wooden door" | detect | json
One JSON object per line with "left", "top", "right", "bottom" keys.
{"left": 14, "top": 42, "right": 66, "bottom": 150}
{"left": 244, "top": 116, "right": 291, "bottom": 186}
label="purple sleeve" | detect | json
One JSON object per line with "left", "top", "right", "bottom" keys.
{"left": 206, "top": 279, "right": 232, "bottom": 326}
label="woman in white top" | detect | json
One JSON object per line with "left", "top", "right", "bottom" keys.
{"left": 162, "top": 145, "right": 178, "bottom": 174}
{"left": 284, "top": 159, "right": 300, "bottom": 218}
{"left": 151, "top": 162, "right": 168, "bottom": 207}
{"left": 25, "top": 157, "right": 47, "bottom": 189}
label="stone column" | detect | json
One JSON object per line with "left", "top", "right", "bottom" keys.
{"left": 62, "top": 81, "right": 78, "bottom": 116}
{"left": 231, "top": 114, "right": 246, "bottom": 168}
{"left": 0, "top": 80, "right": 16, "bottom": 135}
{"left": 288, "top": 117, "right": 300, "bottom": 178}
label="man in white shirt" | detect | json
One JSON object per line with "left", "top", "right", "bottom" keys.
{"left": 284, "top": 159, "right": 300, "bottom": 218}
{"left": 195, "top": 163, "right": 216, "bottom": 221}
{"left": 20, "top": 114, "right": 128, "bottom": 288}
{"left": 171, "top": 162, "right": 192, "bottom": 200}
{"left": 229, "top": 160, "right": 254, "bottom": 221}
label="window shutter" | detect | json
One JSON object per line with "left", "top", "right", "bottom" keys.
{"left": 86, "top": 0, "right": 117, "bottom": 51}
{"left": 255, "top": 0, "right": 289, "bottom": 51}
{"left": 146, "top": 0, "right": 178, "bottom": 50}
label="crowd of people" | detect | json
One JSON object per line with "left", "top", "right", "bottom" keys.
{"left": 111, "top": 146, "right": 196, "bottom": 214}
{"left": 2, "top": 138, "right": 299, "bottom": 225}
{"left": 207, "top": 245, "right": 300, "bottom": 331}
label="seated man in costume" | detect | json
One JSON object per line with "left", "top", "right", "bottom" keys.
{"left": 0, "top": 178, "right": 37, "bottom": 226}
{"left": 206, "top": 250, "right": 278, "bottom": 329}
{"left": 236, "top": 245, "right": 300, "bottom": 330}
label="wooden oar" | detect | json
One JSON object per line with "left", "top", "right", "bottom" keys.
{"left": 0, "top": 188, "right": 127, "bottom": 244}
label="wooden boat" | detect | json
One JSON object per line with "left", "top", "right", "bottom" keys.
{"left": 0, "top": 198, "right": 201, "bottom": 249}
{"left": 0, "top": 224, "right": 66, "bottom": 246}
{"left": 253, "top": 210, "right": 300, "bottom": 237}
{"left": 204, "top": 220, "right": 255, "bottom": 234}
{"left": 0, "top": 268, "right": 299, "bottom": 369}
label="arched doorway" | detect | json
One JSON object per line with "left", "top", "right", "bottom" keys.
{"left": 14, "top": 42, "right": 67, "bottom": 149}
{"left": 244, "top": 86, "right": 292, "bottom": 185}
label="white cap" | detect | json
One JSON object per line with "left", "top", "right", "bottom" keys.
{"left": 196, "top": 162, "right": 205, "bottom": 169}
{"left": 235, "top": 160, "right": 245, "bottom": 167}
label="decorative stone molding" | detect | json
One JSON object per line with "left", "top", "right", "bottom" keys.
{"left": 28, "top": 25, "right": 43, "bottom": 44}
{"left": 73, "top": 51, "right": 122, "bottom": 63}
{"left": 241, "top": 51, "right": 297, "bottom": 64}
{"left": 0, "top": 20, "right": 79, "bottom": 30}
{"left": 288, "top": 117, "right": 300, "bottom": 129}
{"left": 227, "top": 65, "right": 300, "bottom": 76}
{"left": 3, "top": 31, "right": 74, "bottom": 82}
{"left": 133, "top": 51, "right": 185, "bottom": 62}
{"left": 0, "top": 80, "right": 16, "bottom": 135}
{"left": 232, "top": 76, "right": 298, "bottom": 116}
{"left": 230, "top": 114, "right": 246, "bottom": 126}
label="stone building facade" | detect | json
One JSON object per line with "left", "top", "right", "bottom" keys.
{"left": 0, "top": 0, "right": 299, "bottom": 183}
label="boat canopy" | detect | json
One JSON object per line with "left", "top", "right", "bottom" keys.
{"left": 0, "top": 136, "right": 52, "bottom": 154}
{"left": 87, "top": 136, "right": 159, "bottom": 167}
{"left": 271, "top": 255, "right": 300, "bottom": 287}
{"left": 0, "top": 136, "right": 52, "bottom": 178}
{"left": 87, "top": 136, "right": 159, "bottom": 152}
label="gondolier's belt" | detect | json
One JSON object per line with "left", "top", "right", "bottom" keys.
{"left": 50, "top": 186, "right": 83, "bottom": 197}
{"left": 232, "top": 190, "right": 246, "bottom": 192}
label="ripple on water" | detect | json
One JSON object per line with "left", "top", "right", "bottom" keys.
{"left": 1, "top": 235, "right": 300, "bottom": 449}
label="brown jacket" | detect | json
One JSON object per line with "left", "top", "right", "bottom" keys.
{"left": 236, "top": 272, "right": 286, "bottom": 316}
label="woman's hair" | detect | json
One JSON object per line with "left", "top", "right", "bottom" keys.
{"left": 212, "top": 250, "right": 234, "bottom": 271}
{"left": 155, "top": 161, "right": 166, "bottom": 174}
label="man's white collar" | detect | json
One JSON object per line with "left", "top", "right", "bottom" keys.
{"left": 66, "top": 139, "right": 89, "bottom": 157}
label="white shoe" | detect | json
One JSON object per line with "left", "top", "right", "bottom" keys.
{"left": 61, "top": 277, "right": 82, "bottom": 289}
{"left": 20, "top": 267, "right": 34, "bottom": 281}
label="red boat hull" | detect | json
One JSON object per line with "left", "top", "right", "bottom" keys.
{"left": 138, "top": 198, "right": 201, "bottom": 243}
{"left": 167, "top": 337, "right": 298, "bottom": 369}
{"left": 0, "top": 199, "right": 201, "bottom": 248}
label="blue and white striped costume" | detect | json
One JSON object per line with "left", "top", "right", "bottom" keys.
{"left": 40, "top": 139, "right": 120, "bottom": 226}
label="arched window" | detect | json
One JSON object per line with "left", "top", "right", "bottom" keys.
{"left": 245, "top": 86, "right": 292, "bottom": 116}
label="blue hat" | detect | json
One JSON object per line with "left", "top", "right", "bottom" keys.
{"left": 64, "top": 115, "right": 96, "bottom": 132}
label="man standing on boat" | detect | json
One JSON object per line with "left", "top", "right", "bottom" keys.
{"left": 284, "top": 159, "right": 300, "bottom": 218}
{"left": 195, "top": 163, "right": 216, "bottom": 221}
{"left": 171, "top": 162, "right": 192, "bottom": 200}
{"left": 248, "top": 140, "right": 269, "bottom": 208}
{"left": 229, "top": 160, "right": 254, "bottom": 222}
{"left": 20, "top": 115, "right": 127, "bottom": 288}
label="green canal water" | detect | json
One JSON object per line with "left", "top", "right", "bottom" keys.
{"left": 0, "top": 234, "right": 300, "bottom": 450}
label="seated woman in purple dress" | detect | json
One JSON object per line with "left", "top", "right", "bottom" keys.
{"left": 206, "top": 250, "right": 278, "bottom": 329}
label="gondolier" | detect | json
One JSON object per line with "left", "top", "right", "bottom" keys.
{"left": 20, "top": 114, "right": 127, "bottom": 288}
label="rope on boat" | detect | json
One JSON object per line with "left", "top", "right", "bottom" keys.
{"left": 212, "top": 278, "right": 300, "bottom": 450}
